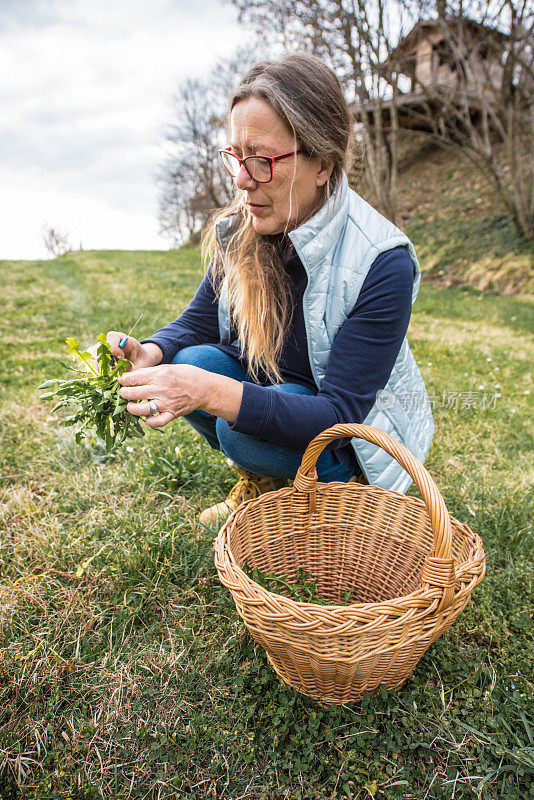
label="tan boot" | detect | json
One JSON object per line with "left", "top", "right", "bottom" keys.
{"left": 199, "top": 459, "right": 287, "bottom": 525}
{"left": 349, "top": 470, "right": 368, "bottom": 485}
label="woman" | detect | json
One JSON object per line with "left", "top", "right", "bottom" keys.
{"left": 107, "top": 53, "right": 434, "bottom": 523}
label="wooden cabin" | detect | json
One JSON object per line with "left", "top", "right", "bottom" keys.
{"left": 353, "top": 17, "right": 509, "bottom": 131}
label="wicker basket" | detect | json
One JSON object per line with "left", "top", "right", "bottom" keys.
{"left": 213, "top": 424, "right": 486, "bottom": 705}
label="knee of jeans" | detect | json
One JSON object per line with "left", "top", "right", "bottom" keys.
{"left": 171, "top": 345, "right": 209, "bottom": 367}
{"left": 272, "top": 382, "right": 315, "bottom": 397}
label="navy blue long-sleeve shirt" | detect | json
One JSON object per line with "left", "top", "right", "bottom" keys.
{"left": 143, "top": 245, "right": 414, "bottom": 466}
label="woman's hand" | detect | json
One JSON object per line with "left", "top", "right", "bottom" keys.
{"left": 118, "top": 364, "right": 244, "bottom": 428}
{"left": 88, "top": 332, "right": 163, "bottom": 371}
{"left": 118, "top": 364, "right": 211, "bottom": 428}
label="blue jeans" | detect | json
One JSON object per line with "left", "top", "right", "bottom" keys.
{"left": 172, "top": 345, "right": 358, "bottom": 482}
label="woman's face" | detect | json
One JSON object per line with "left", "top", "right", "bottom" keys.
{"left": 228, "top": 96, "right": 333, "bottom": 236}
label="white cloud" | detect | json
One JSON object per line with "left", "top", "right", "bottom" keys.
{"left": 0, "top": 0, "right": 242, "bottom": 259}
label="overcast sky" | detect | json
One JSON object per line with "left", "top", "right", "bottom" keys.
{"left": 0, "top": 0, "right": 243, "bottom": 260}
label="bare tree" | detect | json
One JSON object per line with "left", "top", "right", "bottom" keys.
{"left": 157, "top": 49, "right": 265, "bottom": 246}
{"left": 42, "top": 225, "right": 71, "bottom": 258}
{"left": 158, "top": 154, "right": 221, "bottom": 245}
{"left": 233, "top": 0, "right": 534, "bottom": 239}
{"left": 157, "top": 79, "right": 229, "bottom": 247}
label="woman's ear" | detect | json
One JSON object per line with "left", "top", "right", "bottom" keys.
{"left": 315, "top": 156, "right": 335, "bottom": 188}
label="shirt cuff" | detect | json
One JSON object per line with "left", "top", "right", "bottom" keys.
{"left": 140, "top": 338, "right": 176, "bottom": 364}
{"left": 227, "top": 381, "right": 273, "bottom": 439}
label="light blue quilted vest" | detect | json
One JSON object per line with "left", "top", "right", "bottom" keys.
{"left": 214, "top": 173, "right": 434, "bottom": 493}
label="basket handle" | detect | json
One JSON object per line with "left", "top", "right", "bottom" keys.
{"left": 294, "top": 423, "right": 456, "bottom": 610}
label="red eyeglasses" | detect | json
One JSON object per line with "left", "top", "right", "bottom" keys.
{"left": 219, "top": 147, "right": 303, "bottom": 183}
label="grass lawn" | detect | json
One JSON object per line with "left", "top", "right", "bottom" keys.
{"left": 0, "top": 246, "right": 532, "bottom": 799}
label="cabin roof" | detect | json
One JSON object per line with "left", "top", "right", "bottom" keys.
{"left": 383, "top": 16, "right": 509, "bottom": 66}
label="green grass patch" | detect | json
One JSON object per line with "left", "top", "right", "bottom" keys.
{"left": 406, "top": 212, "right": 534, "bottom": 296}
{"left": 0, "top": 248, "right": 532, "bottom": 799}
{"left": 394, "top": 147, "right": 534, "bottom": 295}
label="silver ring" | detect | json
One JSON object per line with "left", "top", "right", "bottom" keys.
{"left": 148, "top": 400, "right": 160, "bottom": 417}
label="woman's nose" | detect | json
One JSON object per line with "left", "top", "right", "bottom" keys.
{"left": 235, "top": 163, "right": 256, "bottom": 191}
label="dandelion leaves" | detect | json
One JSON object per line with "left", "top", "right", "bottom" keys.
{"left": 242, "top": 564, "right": 355, "bottom": 606}
{"left": 39, "top": 335, "right": 145, "bottom": 452}
{"left": 66, "top": 336, "right": 99, "bottom": 375}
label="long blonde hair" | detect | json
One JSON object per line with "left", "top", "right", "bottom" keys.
{"left": 202, "top": 53, "right": 356, "bottom": 383}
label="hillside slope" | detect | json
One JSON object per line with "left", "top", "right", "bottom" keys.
{"left": 361, "top": 144, "right": 533, "bottom": 296}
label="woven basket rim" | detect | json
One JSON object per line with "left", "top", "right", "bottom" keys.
{"left": 220, "top": 541, "right": 481, "bottom": 619}
{"left": 214, "top": 482, "right": 485, "bottom": 625}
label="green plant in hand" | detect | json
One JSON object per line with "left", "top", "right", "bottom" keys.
{"left": 242, "top": 564, "right": 354, "bottom": 605}
{"left": 39, "top": 334, "right": 145, "bottom": 451}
